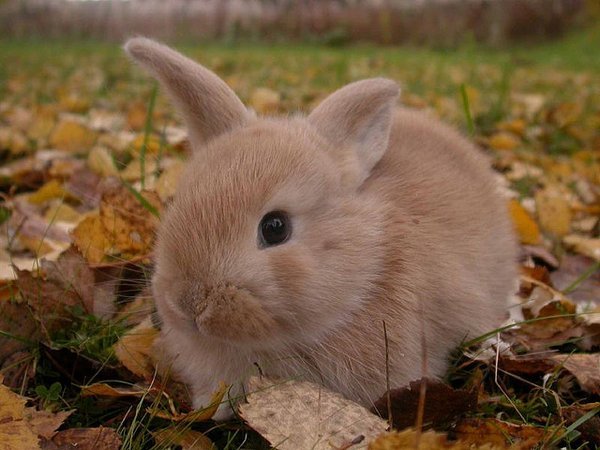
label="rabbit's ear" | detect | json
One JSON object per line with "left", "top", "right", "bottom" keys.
{"left": 125, "top": 37, "right": 249, "bottom": 146}
{"left": 308, "top": 78, "right": 399, "bottom": 185}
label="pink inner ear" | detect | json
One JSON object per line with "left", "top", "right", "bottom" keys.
{"left": 308, "top": 78, "right": 399, "bottom": 184}
{"left": 125, "top": 37, "right": 249, "bottom": 146}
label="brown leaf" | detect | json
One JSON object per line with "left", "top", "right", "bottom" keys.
{"left": 0, "top": 285, "right": 39, "bottom": 366}
{"left": 368, "top": 429, "right": 499, "bottom": 450}
{"left": 99, "top": 185, "right": 161, "bottom": 257}
{"left": 152, "top": 428, "right": 215, "bottom": 450}
{"left": 49, "top": 120, "right": 96, "bottom": 153}
{"left": 372, "top": 378, "right": 477, "bottom": 431}
{"left": 26, "top": 409, "right": 73, "bottom": 440}
{"left": 71, "top": 214, "right": 111, "bottom": 264}
{"left": 49, "top": 427, "right": 121, "bottom": 450}
{"left": 454, "top": 418, "right": 553, "bottom": 449}
{"left": 113, "top": 318, "right": 159, "bottom": 379}
{"left": 535, "top": 186, "right": 571, "bottom": 237}
{"left": 80, "top": 383, "right": 148, "bottom": 398}
{"left": 551, "top": 353, "right": 600, "bottom": 394}
{"left": 562, "top": 404, "right": 600, "bottom": 445}
{"left": 149, "top": 382, "right": 227, "bottom": 423}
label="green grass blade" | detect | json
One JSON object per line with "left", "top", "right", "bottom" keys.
{"left": 460, "top": 83, "right": 475, "bottom": 135}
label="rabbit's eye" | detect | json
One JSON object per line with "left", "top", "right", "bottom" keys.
{"left": 259, "top": 211, "right": 291, "bottom": 247}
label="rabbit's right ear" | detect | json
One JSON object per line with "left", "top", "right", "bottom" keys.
{"left": 124, "top": 37, "right": 249, "bottom": 147}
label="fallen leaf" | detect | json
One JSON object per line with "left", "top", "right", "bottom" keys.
{"left": 454, "top": 418, "right": 553, "bottom": 449}
{"left": 80, "top": 382, "right": 148, "bottom": 398}
{"left": 113, "top": 318, "right": 159, "bottom": 379}
{"left": 28, "top": 180, "right": 71, "bottom": 205}
{"left": 563, "top": 235, "right": 600, "bottom": 261}
{"left": 249, "top": 87, "right": 281, "bottom": 114}
{"left": 562, "top": 404, "right": 600, "bottom": 445}
{"left": 508, "top": 200, "right": 540, "bottom": 245}
{"left": 71, "top": 213, "right": 111, "bottom": 264}
{"left": 150, "top": 382, "right": 227, "bottom": 422}
{"left": 488, "top": 132, "right": 521, "bottom": 151}
{"left": 49, "top": 120, "right": 96, "bottom": 153}
{"left": 535, "top": 186, "right": 571, "bottom": 237}
{"left": 372, "top": 378, "right": 477, "bottom": 431}
{"left": 155, "top": 159, "right": 184, "bottom": 201}
{"left": 152, "top": 428, "right": 215, "bottom": 450}
{"left": 99, "top": 185, "right": 161, "bottom": 256}
{"left": 551, "top": 353, "right": 600, "bottom": 394}
{"left": 50, "top": 427, "right": 121, "bottom": 449}
{"left": 239, "top": 376, "right": 388, "bottom": 450}
{"left": 368, "top": 429, "right": 498, "bottom": 450}
{"left": 87, "top": 146, "right": 118, "bottom": 177}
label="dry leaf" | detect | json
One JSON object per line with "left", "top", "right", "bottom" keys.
{"left": 534, "top": 186, "right": 571, "bottom": 237}
{"left": 27, "top": 180, "right": 70, "bottom": 205}
{"left": 49, "top": 120, "right": 96, "bottom": 153}
{"left": 99, "top": 185, "right": 161, "bottom": 256}
{"left": 87, "top": 146, "right": 118, "bottom": 177}
{"left": 71, "top": 214, "right": 112, "bottom": 264}
{"left": 508, "top": 200, "right": 541, "bottom": 245}
{"left": 489, "top": 132, "right": 521, "bottom": 151}
{"left": 50, "top": 427, "right": 121, "bottom": 449}
{"left": 551, "top": 353, "right": 600, "bottom": 395}
{"left": 152, "top": 428, "right": 215, "bottom": 450}
{"left": 150, "top": 382, "right": 227, "bottom": 422}
{"left": 563, "top": 235, "right": 600, "bottom": 261}
{"left": 0, "top": 382, "right": 72, "bottom": 450}
{"left": 368, "top": 429, "right": 500, "bottom": 450}
{"left": 80, "top": 382, "right": 148, "bottom": 398}
{"left": 372, "top": 378, "right": 477, "bottom": 431}
{"left": 155, "top": 159, "right": 184, "bottom": 201}
{"left": 250, "top": 87, "right": 280, "bottom": 114}
{"left": 454, "top": 418, "right": 552, "bottom": 449}
{"left": 113, "top": 318, "right": 159, "bottom": 379}
{"left": 239, "top": 376, "right": 388, "bottom": 450}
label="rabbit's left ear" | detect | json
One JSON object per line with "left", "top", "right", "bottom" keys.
{"left": 125, "top": 37, "right": 249, "bottom": 147}
{"left": 308, "top": 78, "right": 399, "bottom": 186}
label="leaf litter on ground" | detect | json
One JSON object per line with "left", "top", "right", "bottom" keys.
{"left": 0, "top": 31, "right": 599, "bottom": 448}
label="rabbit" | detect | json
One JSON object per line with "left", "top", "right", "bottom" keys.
{"left": 125, "top": 37, "right": 517, "bottom": 420}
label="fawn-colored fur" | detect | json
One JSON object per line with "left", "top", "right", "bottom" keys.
{"left": 126, "top": 38, "right": 517, "bottom": 419}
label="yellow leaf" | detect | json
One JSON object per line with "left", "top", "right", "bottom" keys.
{"left": 27, "top": 179, "right": 69, "bottom": 205}
{"left": 71, "top": 214, "right": 111, "bottom": 264}
{"left": 498, "top": 119, "right": 526, "bottom": 136}
{"left": 488, "top": 132, "right": 520, "bottom": 151}
{"left": 150, "top": 382, "right": 228, "bottom": 422}
{"left": 17, "top": 235, "right": 56, "bottom": 257}
{"left": 153, "top": 428, "right": 215, "bottom": 450}
{"left": 156, "top": 160, "right": 184, "bottom": 201}
{"left": 508, "top": 199, "right": 541, "bottom": 245}
{"left": 99, "top": 185, "right": 161, "bottom": 255}
{"left": 49, "top": 120, "right": 96, "bottom": 153}
{"left": 87, "top": 146, "right": 118, "bottom": 177}
{"left": 250, "top": 87, "right": 281, "bottom": 114}
{"left": 120, "top": 158, "right": 157, "bottom": 182}
{"left": 535, "top": 187, "right": 571, "bottom": 237}
{"left": 113, "top": 319, "right": 159, "bottom": 379}
{"left": 44, "top": 202, "right": 82, "bottom": 225}
{"left": 369, "top": 429, "right": 494, "bottom": 450}
{"left": 132, "top": 133, "right": 161, "bottom": 155}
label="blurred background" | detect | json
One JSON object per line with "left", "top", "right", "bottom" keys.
{"left": 0, "top": 0, "right": 597, "bottom": 46}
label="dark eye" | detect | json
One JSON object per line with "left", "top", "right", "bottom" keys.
{"left": 259, "top": 211, "right": 292, "bottom": 247}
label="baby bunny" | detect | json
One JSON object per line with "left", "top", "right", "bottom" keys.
{"left": 125, "top": 38, "right": 517, "bottom": 420}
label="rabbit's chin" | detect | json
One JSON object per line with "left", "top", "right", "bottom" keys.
{"left": 192, "top": 284, "right": 285, "bottom": 348}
